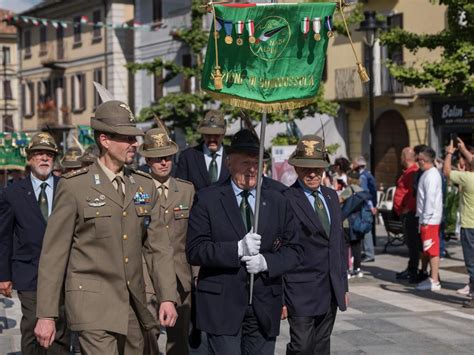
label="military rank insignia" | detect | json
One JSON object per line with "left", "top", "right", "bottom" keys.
{"left": 173, "top": 204, "right": 189, "bottom": 212}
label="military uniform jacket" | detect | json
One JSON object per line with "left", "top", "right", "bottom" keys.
{"left": 144, "top": 177, "right": 197, "bottom": 303}
{"left": 36, "top": 162, "right": 177, "bottom": 335}
{"left": 283, "top": 183, "right": 348, "bottom": 317}
{"left": 186, "top": 181, "right": 303, "bottom": 337}
{"left": 0, "top": 176, "right": 59, "bottom": 291}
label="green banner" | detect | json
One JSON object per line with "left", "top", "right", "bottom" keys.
{"left": 202, "top": 2, "right": 336, "bottom": 113}
{"left": 0, "top": 132, "right": 30, "bottom": 170}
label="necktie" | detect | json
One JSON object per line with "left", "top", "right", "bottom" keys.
{"left": 240, "top": 190, "right": 254, "bottom": 233}
{"left": 209, "top": 153, "right": 218, "bottom": 183}
{"left": 158, "top": 184, "right": 167, "bottom": 201}
{"left": 312, "top": 191, "right": 330, "bottom": 236}
{"left": 114, "top": 176, "right": 125, "bottom": 202}
{"left": 38, "top": 182, "right": 49, "bottom": 221}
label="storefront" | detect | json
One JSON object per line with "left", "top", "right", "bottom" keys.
{"left": 432, "top": 99, "right": 474, "bottom": 150}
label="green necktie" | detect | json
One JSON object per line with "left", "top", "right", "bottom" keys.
{"left": 38, "top": 182, "right": 49, "bottom": 221}
{"left": 312, "top": 191, "right": 330, "bottom": 236}
{"left": 209, "top": 153, "right": 218, "bottom": 183}
{"left": 240, "top": 190, "right": 254, "bottom": 233}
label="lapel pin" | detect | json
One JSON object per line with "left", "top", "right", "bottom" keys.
{"left": 129, "top": 175, "right": 136, "bottom": 184}
{"left": 94, "top": 174, "right": 101, "bottom": 185}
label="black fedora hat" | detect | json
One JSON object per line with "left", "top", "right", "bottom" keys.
{"left": 228, "top": 129, "right": 270, "bottom": 159}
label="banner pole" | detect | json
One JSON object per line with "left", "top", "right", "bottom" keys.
{"left": 249, "top": 111, "right": 267, "bottom": 304}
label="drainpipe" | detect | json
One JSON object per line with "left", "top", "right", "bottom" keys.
{"left": 103, "top": 0, "right": 108, "bottom": 87}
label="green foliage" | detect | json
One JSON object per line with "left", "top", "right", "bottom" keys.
{"left": 326, "top": 143, "right": 341, "bottom": 155}
{"left": 380, "top": 0, "right": 474, "bottom": 97}
{"left": 271, "top": 134, "right": 300, "bottom": 146}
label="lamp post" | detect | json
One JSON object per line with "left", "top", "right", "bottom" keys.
{"left": 357, "top": 10, "right": 386, "bottom": 176}
{"left": 2, "top": 46, "right": 8, "bottom": 131}
{"left": 357, "top": 11, "right": 385, "bottom": 246}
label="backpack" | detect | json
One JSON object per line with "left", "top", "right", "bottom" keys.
{"left": 349, "top": 202, "right": 373, "bottom": 235}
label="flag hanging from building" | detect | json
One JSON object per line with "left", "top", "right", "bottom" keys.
{"left": 202, "top": 2, "right": 337, "bottom": 113}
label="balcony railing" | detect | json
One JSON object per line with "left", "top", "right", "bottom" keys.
{"left": 335, "top": 64, "right": 415, "bottom": 100}
{"left": 40, "top": 42, "right": 68, "bottom": 68}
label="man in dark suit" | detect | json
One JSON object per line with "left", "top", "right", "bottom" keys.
{"left": 186, "top": 129, "right": 303, "bottom": 355}
{"left": 282, "top": 135, "right": 348, "bottom": 355}
{"left": 175, "top": 110, "right": 230, "bottom": 190}
{"left": 0, "top": 132, "right": 70, "bottom": 354}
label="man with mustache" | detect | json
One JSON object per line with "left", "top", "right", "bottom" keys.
{"left": 186, "top": 129, "right": 302, "bottom": 354}
{"left": 0, "top": 132, "right": 70, "bottom": 354}
{"left": 175, "top": 110, "right": 230, "bottom": 191}
{"left": 139, "top": 127, "right": 196, "bottom": 355}
{"left": 34, "top": 100, "right": 178, "bottom": 354}
{"left": 282, "top": 135, "right": 348, "bottom": 355}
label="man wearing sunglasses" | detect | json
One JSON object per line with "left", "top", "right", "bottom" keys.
{"left": 139, "top": 127, "right": 196, "bottom": 355}
{"left": 34, "top": 100, "right": 178, "bottom": 354}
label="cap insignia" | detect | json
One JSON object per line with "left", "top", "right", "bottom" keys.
{"left": 119, "top": 103, "right": 136, "bottom": 122}
{"left": 151, "top": 133, "right": 167, "bottom": 147}
{"left": 37, "top": 133, "right": 52, "bottom": 145}
{"left": 302, "top": 140, "right": 319, "bottom": 155}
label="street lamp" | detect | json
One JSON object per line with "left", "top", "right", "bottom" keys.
{"left": 357, "top": 10, "right": 386, "bottom": 176}
{"left": 357, "top": 11, "right": 386, "bottom": 246}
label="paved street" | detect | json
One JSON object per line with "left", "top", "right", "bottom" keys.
{"left": 1, "top": 226, "right": 473, "bottom": 354}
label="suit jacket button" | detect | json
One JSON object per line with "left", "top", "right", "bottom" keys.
{"left": 123, "top": 234, "right": 128, "bottom": 240}
{"left": 125, "top": 257, "right": 129, "bottom": 263}
{"left": 165, "top": 210, "right": 169, "bottom": 214}
{"left": 123, "top": 211, "right": 127, "bottom": 217}
{"left": 166, "top": 225, "right": 169, "bottom": 229}
{"left": 96, "top": 211, "right": 100, "bottom": 216}
{"left": 79, "top": 285, "right": 82, "bottom": 289}
{"left": 127, "top": 280, "right": 130, "bottom": 285}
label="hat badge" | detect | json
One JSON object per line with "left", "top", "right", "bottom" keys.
{"left": 302, "top": 140, "right": 319, "bottom": 156}
{"left": 37, "top": 133, "right": 52, "bottom": 145}
{"left": 119, "top": 103, "right": 136, "bottom": 123}
{"left": 151, "top": 133, "right": 167, "bottom": 147}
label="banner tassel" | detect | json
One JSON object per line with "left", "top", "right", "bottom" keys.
{"left": 338, "top": 0, "right": 370, "bottom": 83}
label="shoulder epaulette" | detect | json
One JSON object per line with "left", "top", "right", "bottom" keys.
{"left": 63, "top": 167, "right": 89, "bottom": 179}
{"left": 176, "top": 178, "right": 193, "bottom": 185}
{"left": 131, "top": 168, "right": 152, "bottom": 179}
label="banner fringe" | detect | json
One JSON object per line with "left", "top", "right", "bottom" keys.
{"left": 205, "top": 91, "right": 316, "bottom": 113}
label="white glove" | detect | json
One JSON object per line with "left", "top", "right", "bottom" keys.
{"left": 238, "top": 232, "right": 261, "bottom": 257}
{"left": 241, "top": 254, "right": 268, "bottom": 274}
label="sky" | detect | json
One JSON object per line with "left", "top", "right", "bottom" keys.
{"left": 0, "top": 0, "right": 41, "bottom": 13}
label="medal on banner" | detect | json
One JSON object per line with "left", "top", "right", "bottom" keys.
{"left": 325, "top": 15, "right": 334, "bottom": 38}
{"left": 214, "top": 17, "right": 224, "bottom": 39}
{"left": 235, "top": 21, "right": 244, "bottom": 46}
{"left": 224, "top": 20, "right": 233, "bottom": 45}
{"left": 301, "top": 17, "right": 310, "bottom": 37}
{"left": 313, "top": 17, "right": 321, "bottom": 41}
{"left": 247, "top": 19, "right": 255, "bottom": 44}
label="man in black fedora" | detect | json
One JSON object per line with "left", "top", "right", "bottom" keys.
{"left": 282, "top": 135, "right": 348, "bottom": 355}
{"left": 186, "top": 129, "right": 302, "bottom": 354}
{"left": 175, "top": 110, "right": 230, "bottom": 190}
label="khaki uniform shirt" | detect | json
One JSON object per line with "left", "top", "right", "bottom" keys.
{"left": 36, "top": 161, "right": 177, "bottom": 335}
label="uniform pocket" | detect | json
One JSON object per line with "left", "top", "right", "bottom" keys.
{"left": 174, "top": 210, "right": 190, "bottom": 219}
{"left": 65, "top": 278, "right": 102, "bottom": 325}
{"left": 84, "top": 207, "right": 112, "bottom": 238}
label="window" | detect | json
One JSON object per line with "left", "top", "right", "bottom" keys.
{"left": 182, "top": 54, "right": 192, "bottom": 93}
{"left": 2, "top": 47, "right": 10, "bottom": 65}
{"left": 3, "top": 80, "right": 12, "bottom": 100}
{"left": 153, "top": 70, "right": 163, "bottom": 103}
{"left": 57, "top": 26, "right": 64, "bottom": 60}
{"left": 73, "top": 16, "right": 82, "bottom": 44}
{"left": 93, "top": 68, "right": 103, "bottom": 108}
{"left": 24, "top": 30, "right": 31, "bottom": 57}
{"left": 71, "top": 73, "right": 86, "bottom": 111}
{"left": 153, "top": 0, "right": 162, "bottom": 23}
{"left": 92, "top": 10, "right": 102, "bottom": 39}
{"left": 23, "top": 82, "right": 35, "bottom": 117}
{"left": 40, "top": 26, "right": 47, "bottom": 54}
{"left": 38, "top": 80, "right": 52, "bottom": 105}
{"left": 2, "top": 115, "right": 13, "bottom": 132}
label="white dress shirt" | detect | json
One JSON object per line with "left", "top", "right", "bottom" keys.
{"left": 30, "top": 173, "right": 54, "bottom": 216}
{"left": 203, "top": 144, "right": 224, "bottom": 180}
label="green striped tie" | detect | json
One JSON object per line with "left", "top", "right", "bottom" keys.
{"left": 312, "top": 191, "right": 330, "bottom": 236}
{"left": 209, "top": 153, "right": 218, "bottom": 183}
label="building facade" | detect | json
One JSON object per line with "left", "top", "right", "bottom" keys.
{"left": 0, "top": 9, "right": 19, "bottom": 132}
{"left": 15, "top": 0, "right": 134, "bottom": 138}
{"left": 324, "top": 0, "right": 451, "bottom": 187}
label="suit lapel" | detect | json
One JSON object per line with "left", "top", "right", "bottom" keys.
{"left": 52, "top": 176, "right": 59, "bottom": 204}
{"left": 162, "top": 178, "right": 179, "bottom": 210}
{"left": 89, "top": 163, "right": 123, "bottom": 207}
{"left": 196, "top": 145, "right": 211, "bottom": 185}
{"left": 220, "top": 184, "right": 246, "bottom": 237}
{"left": 217, "top": 149, "right": 229, "bottom": 184}
{"left": 321, "top": 187, "right": 336, "bottom": 238}
{"left": 21, "top": 177, "right": 45, "bottom": 222}
{"left": 123, "top": 169, "right": 140, "bottom": 210}
{"left": 292, "top": 184, "right": 329, "bottom": 240}
{"left": 255, "top": 188, "right": 270, "bottom": 236}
